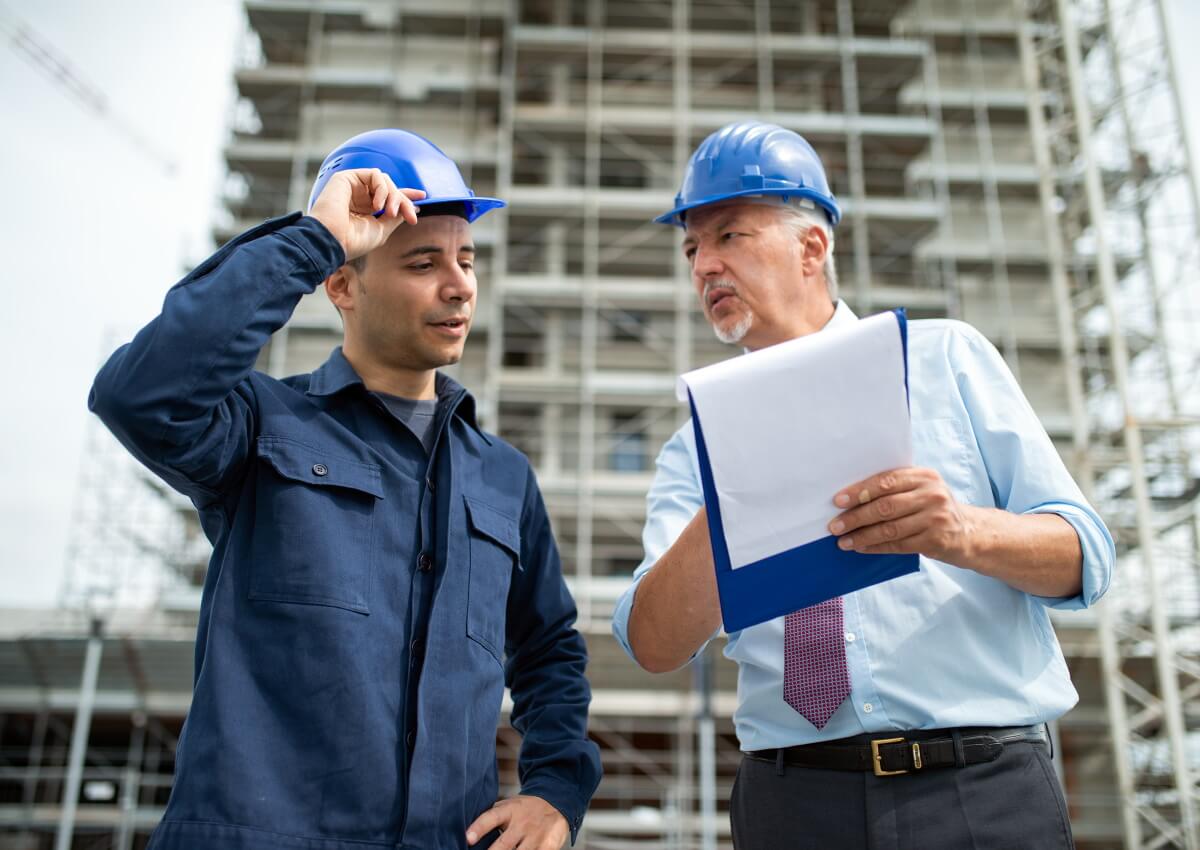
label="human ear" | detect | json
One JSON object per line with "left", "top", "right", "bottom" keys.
{"left": 324, "top": 266, "right": 357, "bottom": 314}
{"left": 800, "top": 226, "right": 830, "bottom": 277}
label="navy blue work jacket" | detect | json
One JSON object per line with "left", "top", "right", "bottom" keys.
{"left": 89, "top": 213, "right": 601, "bottom": 850}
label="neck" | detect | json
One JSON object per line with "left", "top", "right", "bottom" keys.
{"left": 795, "top": 297, "right": 838, "bottom": 337}
{"left": 747, "top": 298, "right": 838, "bottom": 351}
{"left": 341, "top": 343, "right": 438, "bottom": 400}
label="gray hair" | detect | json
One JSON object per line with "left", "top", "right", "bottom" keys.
{"left": 772, "top": 202, "right": 839, "bottom": 303}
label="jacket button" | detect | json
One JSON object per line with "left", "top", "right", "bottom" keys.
{"left": 426, "top": 477, "right": 435, "bottom": 492}
{"left": 406, "top": 730, "right": 417, "bottom": 749}
{"left": 417, "top": 553, "right": 432, "bottom": 572}
{"left": 410, "top": 639, "right": 424, "bottom": 656}
{"left": 312, "top": 463, "right": 328, "bottom": 476}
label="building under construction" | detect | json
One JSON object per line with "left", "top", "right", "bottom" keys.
{"left": 3, "top": 0, "right": 1199, "bottom": 848}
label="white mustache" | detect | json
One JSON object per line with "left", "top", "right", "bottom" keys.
{"left": 703, "top": 279, "right": 739, "bottom": 306}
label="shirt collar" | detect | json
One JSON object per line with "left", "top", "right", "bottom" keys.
{"left": 741, "top": 300, "right": 859, "bottom": 354}
{"left": 823, "top": 299, "right": 859, "bottom": 331}
{"left": 306, "top": 347, "right": 487, "bottom": 440}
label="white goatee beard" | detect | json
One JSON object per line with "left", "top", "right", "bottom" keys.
{"left": 714, "top": 312, "right": 752, "bottom": 344}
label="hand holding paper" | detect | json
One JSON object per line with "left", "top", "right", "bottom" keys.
{"left": 677, "top": 309, "right": 920, "bottom": 632}
{"left": 829, "top": 466, "right": 976, "bottom": 561}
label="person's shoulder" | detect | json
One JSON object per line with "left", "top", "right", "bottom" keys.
{"left": 908, "top": 317, "right": 987, "bottom": 344}
{"left": 907, "top": 318, "right": 995, "bottom": 364}
{"left": 277, "top": 371, "right": 313, "bottom": 392}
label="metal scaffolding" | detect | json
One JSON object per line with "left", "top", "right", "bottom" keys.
{"left": 1018, "top": 0, "right": 1200, "bottom": 846}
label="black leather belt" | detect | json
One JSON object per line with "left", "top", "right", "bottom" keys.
{"left": 746, "top": 725, "right": 1048, "bottom": 777}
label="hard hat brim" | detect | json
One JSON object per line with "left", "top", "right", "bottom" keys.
{"left": 653, "top": 186, "right": 842, "bottom": 228}
{"left": 415, "top": 195, "right": 506, "bottom": 223}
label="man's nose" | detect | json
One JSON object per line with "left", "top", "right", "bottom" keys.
{"left": 692, "top": 244, "right": 724, "bottom": 279}
{"left": 442, "top": 265, "right": 475, "bottom": 302}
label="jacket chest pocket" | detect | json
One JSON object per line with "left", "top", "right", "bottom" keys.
{"left": 249, "top": 436, "right": 384, "bottom": 614}
{"left": 464, "top": 496, "right": 520, "bottom": 663}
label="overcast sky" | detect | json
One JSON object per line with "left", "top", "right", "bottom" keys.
{"left": 0, "top": 0, "right": 241, "bottom": 606}
{"left": 0, "top": 1, "right": 1198, "bottom": 608}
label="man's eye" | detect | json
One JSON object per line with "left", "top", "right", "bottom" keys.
{"left": 684, "top": 248, "right": 696, "bottom": 261}
{"left": 721, "top": 232, "right": 739, "bottom": 241}
{"left": 460, "top": 261, "right": 475, "bottom": 271}
{"left": 409, "top": 263, "right": 434, "bottom": 272}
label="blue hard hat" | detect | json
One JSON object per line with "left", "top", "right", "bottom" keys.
{"left": 655, "top": 121, "right": 841, "bottom": 228}
{"left": 308, "top": 128, "right": 505, "bottom": 222}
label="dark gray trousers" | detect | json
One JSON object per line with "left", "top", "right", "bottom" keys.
{"left": 731, "top": 738, "right": 1075, "bottom": 850}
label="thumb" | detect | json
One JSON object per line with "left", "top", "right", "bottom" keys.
{"left": 466, "top": 802, "right": 510, "bottom": 845}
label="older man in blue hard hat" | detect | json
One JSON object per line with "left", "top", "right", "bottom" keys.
{"left": 89, "top": 129, "right": 600, "bottom": 850}
{"left": 611, "top": 121, "right": 1115, "bottom": 849}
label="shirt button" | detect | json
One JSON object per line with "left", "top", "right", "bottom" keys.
{"left": 417, "top": 552, "right": 432, "bottom": 572}
{"left": 406, "top": 730, "right": 416, "bottom": 749}
{"left": 426, "top": 477, "right": 436, "bottom": 492}
{"left": 845, "top": 632, "right": 856, "bottom": 642}
{"left": 311, "top": 463, "right": 328, "bottom": 477}
{"left": 863, "top": 702, "right": 874, "bottom": 714}
{"left": 410, "top": 639, "right": 424, "bottom": 656}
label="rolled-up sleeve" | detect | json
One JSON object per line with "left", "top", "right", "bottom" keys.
{"left": 952, "top": 323, "right": 1116, "bottom": 610}
{"left": 611, "top": 424, "right": 710, "bottom": 661}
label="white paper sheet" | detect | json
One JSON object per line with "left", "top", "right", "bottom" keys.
{"left": 677, "top": 312, "right": 911, "bottom": 569}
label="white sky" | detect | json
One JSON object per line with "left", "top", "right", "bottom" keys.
{"left": 0, "top": 1, "right": 1198, "bottom": 607}
{"left": 0, "top": 0, "right": 241, "bottom": 606}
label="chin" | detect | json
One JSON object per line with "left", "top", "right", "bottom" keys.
{"left": 713, "top": 314, "right": 753, "bottom": 345}
{"left": 429, "top": 344, "right": 466, "bottom": 368}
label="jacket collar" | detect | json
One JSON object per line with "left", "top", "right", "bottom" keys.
{"left": 306, "top": 347, "right": 489, "bottom": 442}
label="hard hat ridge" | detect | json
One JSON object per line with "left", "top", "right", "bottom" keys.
{"left": 654, "top": 120, "right": 841, "bottom": 228}
{"left": 308, "top": 128, "right": 506, "bottom": 222}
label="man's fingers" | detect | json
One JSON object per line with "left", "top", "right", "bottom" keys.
{"left": 466, "top": 804, "right": 510, "bottom": 846}
{"left": 398, "top": 190, "right": 420, "bottom": 225}
{"left": 857, "top": 534, "right": 923, "bottom": 556}
{"left": 370, "top": 170, "right": 390, "bottom": 213}
{"left": 833, "top": 467, "right": 932, "bottom": 509}
{"left": 830, "top": 490, "right": 923, "bottom": 535}
{"left": 490, "top": 830, "right": 524, "bottom": 850}
{"left": 837, "top": 514, "right": 926, "bottom": 552}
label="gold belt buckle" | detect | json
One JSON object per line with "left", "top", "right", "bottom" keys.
{"left": 871, "top": 737, "right": 909, "bottom": 776}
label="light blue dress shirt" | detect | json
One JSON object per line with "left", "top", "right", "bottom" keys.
{"left": 612, "top": 302, "right": 1115, "bottom": 751}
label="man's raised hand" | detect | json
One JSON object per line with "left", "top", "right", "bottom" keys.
{"left": 308, "top": 168, "right": 424, "bottom": 261}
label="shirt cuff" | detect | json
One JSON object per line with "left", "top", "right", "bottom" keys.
{"left": 611, "top": 573, "right": 721, "bottom": 669}
{"left": 278, "top": 213, "right": 348, "bottom": 280}
{"left": 611, "top": 574, "right": 642, "bottom": 662}
{"left": 520, "top": 779, "right": 587, "bottom": 846}
{"left": 1025, "top": 502, "right": 1115, "bottom": 610}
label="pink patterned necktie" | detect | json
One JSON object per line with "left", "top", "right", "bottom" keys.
{"left": 783, "top": 597, "right": 851, "bottom": 729}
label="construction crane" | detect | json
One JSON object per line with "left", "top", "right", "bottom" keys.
{"left": 0, "top": 2, "right": 177, "bottom": 174}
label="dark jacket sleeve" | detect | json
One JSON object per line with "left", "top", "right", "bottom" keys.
{"left": 504, "top": 464, "right": 602, "bottom": 844}
{"left": 88, "top": 214, "right": 345, "bottom": 507}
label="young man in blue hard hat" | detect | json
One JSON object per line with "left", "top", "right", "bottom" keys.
{"left": 90, "top": 129, "right": 600, "bottom": 850}
{"left": 611, "top": 121, "right": 1115, "bottom": 849}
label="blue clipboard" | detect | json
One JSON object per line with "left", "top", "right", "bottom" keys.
{"left": 688, "top": 308, "right": 919, "bottom": 633}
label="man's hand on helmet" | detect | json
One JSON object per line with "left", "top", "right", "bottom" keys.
{"left": 308, "top": 168, "right": 425, "bottom": 262}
